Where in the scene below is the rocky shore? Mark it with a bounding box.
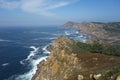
[32,44,53,80]
[32,61,45,80]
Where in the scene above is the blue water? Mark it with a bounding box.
[0,26,89,80]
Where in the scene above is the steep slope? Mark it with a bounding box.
[32,36,82,80]
[32,36,120,80]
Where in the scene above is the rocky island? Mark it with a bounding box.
[32,22,120,80]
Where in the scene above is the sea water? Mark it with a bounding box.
[0,26,89,80]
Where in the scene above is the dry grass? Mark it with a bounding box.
[67,52,120,80]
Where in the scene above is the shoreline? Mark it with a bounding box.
[31,31,90,80]
[32,23,120,80]
[32,44,52,80]
[31,60,45,80]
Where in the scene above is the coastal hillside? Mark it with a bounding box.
[63,22,120,44]
[32,36,120,80]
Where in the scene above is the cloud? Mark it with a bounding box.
[0,0,20,9]
[0,0,79,16]
[45,2,69,10]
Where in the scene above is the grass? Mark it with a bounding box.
[65,41,120,80]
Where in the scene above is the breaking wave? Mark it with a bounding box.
[6,44,50,80]
[20,46,39,65]
[16,56,48,80]
[42,44,51,54]
[17,45,50,80]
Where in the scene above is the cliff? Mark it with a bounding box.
[32,36,81,80]
[63,22,120,44]
[32,36,120,80]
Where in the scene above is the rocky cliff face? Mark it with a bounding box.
[63,22,120,44]
[32,36,82,80]
[32,36,120,80]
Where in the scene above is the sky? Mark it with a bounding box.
[0,0,120,26]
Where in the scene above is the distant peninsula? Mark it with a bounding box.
[32,22,120,80]
[63,21,120,44]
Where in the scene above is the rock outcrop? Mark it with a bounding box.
[32,36,82,80]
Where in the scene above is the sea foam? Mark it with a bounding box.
[20,46,39,65]
[42,45,51,54]
[16,45,50,80]
[16,56,48,80]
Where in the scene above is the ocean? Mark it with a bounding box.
[0,26,89,80]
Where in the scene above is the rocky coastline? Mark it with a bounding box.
[32,22,120,80]
[32,60,45,80]
[63,21,120,44]
[32,44,53,80]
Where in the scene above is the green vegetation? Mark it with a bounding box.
[99,67,120,80]
[75,42,120,56]
[66,41,120,80]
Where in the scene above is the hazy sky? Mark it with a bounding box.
[0,0,120,26]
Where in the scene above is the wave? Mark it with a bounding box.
[5,56,48,80]
[0,39,11,42]
[40,32,51,34]
[33,37,55,41]
[75,31,79,34]
[16,45,50,80]
[20,46,39,65]
[65,31,71,35]
[16,56,48,80]
[1,63,9,67]
[42,44,51,54]
[27,46,39,60]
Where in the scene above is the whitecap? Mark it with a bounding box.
[1,63,9,67]
[20,46,39,65]
[65,31,70,35]
[75,31,79,34]
[33,37,55,41]
[26,46,39,60]
[42,45,51,54]
[48,37,55,40]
